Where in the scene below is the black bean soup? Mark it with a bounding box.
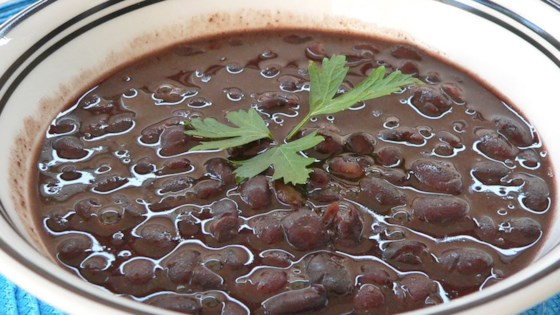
[33,30,554,314]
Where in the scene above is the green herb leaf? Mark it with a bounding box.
[234,131,324,185]
[309,55,348,113]
[287,55,422,139]
[186,108,271,151]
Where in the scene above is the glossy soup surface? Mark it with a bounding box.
[32,30,554,314]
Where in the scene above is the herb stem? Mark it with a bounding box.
[286,114,312,140]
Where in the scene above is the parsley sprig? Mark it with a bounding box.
[234,131,324,185]
[186,55,420,184]
[286,55,421,139]
[186,108,271,151]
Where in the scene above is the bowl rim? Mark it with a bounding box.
[0,0,559,314]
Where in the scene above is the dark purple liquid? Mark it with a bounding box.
[32,30,554,314]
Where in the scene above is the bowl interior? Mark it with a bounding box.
[0,0,559,314]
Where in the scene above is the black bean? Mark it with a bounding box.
[504,217,542,246]
[164,248,200,284]
[274,181,305,206]
[346,132,375,155]
[191,265,224,289]
[301,124,344,158]
[439,248,493,287]
[308,168,330,188]
[251,216,284,244]
[306,253,353,294]
[412,196,469,224]
[282,209,327,251]
[140,126,162,144]
[228,139,272,160]
[383,241,429,267]
[45,208,72,232]
[475,216,541,247]
[222,301,248,315]
[160,126,191,156]
[278,74,306,92]
[149,195,191,212]
[379,167,408,185]
[305,43,326,60]
[494,116,533,147]
[256,92,299,111]
[133,159,155,175]
[146,294,201,314]
[157,158,191,176]
[359,62,377,76]
[52,136,88,159]
[441,82,465,104]
[221,248,248,270]
[81,255,109,271]
[354,43,380,55]
[360,177,406,206]
[93,176,128,193]
[205,158,235,185]
[434,142,454,156]
[255,269,288,294]
[283,34,313,44]
[379,127,424,145]
[475,215,498,244]
[98,206,122,225]
[153,84,187,104]
[178,218,199,237]
[517,175,550,211]
[159,177,191,194]
[476,130,518,161]
[309,185,344,203]
[60,169,81,181]
[323,201,363,242]
[440,248,493,275]
[518,150,540,168]
[81,114,108,139]
[210,199,238,218]
[48,118,77,135]
[472,161,510,185]
[359,265,393,286]
[328,156,365,179]
[410,159,462,194]
[208,215,240,242]
[438,131,462,147]
[106,113,134,133]
[261,285,327,315]
[122,259,155,284]
[425,71,441,83]
[395,274,437,305]
[57,235,91,260]
[74,198,101,219]
[193,179,224,200]
[391,45,422,60]
[410,86,452,117]
[398,61,419,75]
[240,175,271,210]
[134,220,176,258]
[188,97,212,109]
[140,222,174,244]
[376,146,402,166]
[261,65,280,78]
[315,130,344,157]
[354,284,385,312]
[261,251,292,268]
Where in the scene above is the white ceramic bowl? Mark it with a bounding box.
[0,0,559,314]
